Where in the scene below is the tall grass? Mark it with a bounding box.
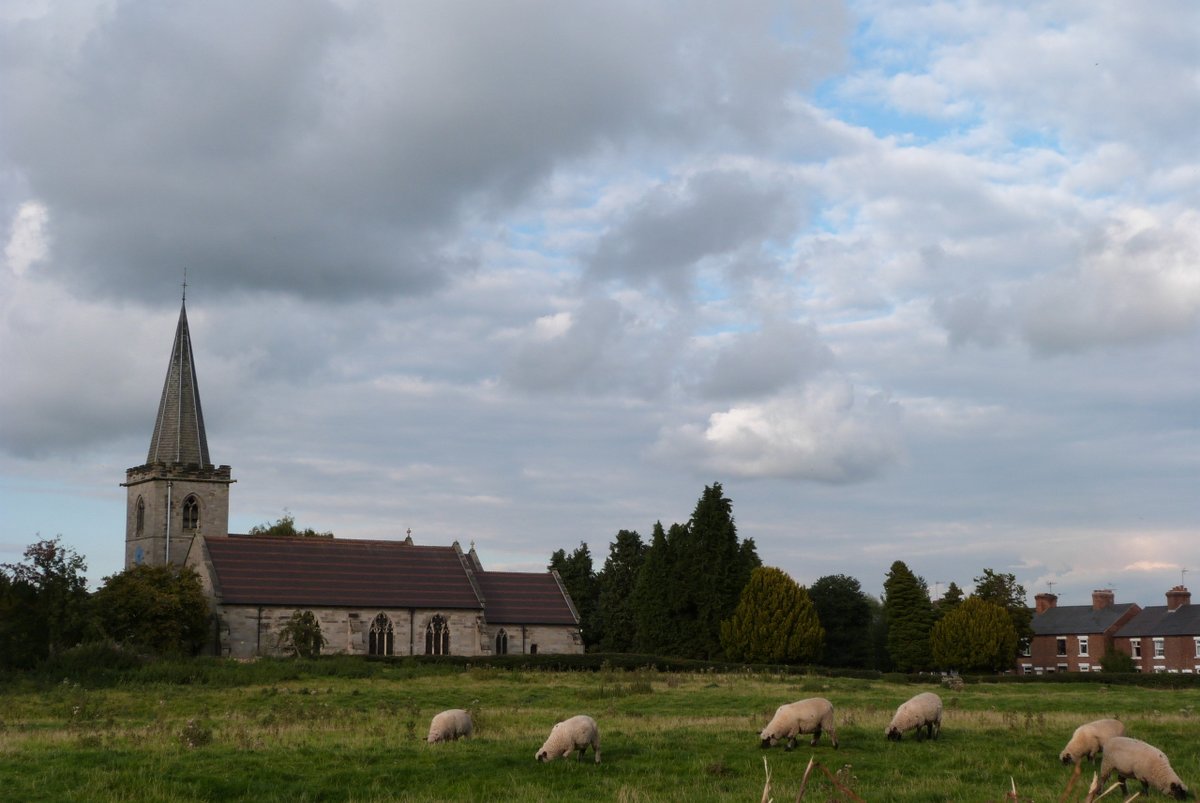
[1,662,1197,801]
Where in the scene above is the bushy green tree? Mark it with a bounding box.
[973,569,1033,652]
[809,574,873,668]
[91,565,211,656]
[594,530,646,653]
[276,610,326,658]
[883,560,935,672]
[930,596,1018,672]
[549,542,598,648]
[1100,648,1137,673]
[0,537,90,668]
[248,512,333,538]
[720,567,824,664]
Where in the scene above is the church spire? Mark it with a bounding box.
[146,299,211,466]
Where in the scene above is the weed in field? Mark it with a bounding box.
[178,718,213,748]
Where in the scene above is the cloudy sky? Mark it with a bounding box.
[2,0,1197,608]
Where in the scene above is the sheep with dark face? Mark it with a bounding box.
[535,715,600,764]
[759,697,838,750]
[1100,736,1189,800]
[885,692,942,741]
[1059,718,1124,765]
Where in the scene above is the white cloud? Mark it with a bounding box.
[4,201,49,276]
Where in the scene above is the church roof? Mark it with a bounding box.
[475,571,580,625]
[147,301,211,466]
[203,535,483,609]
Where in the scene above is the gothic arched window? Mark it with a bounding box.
[425,615,449,656]
[369,613,394,656]
[136,497,145,536]
[182,495,200,530]
[495,628,508,655]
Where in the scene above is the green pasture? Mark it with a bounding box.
[1,661,1198,801]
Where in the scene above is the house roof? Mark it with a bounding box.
[1031,603,1139,636]
[147,301,211,467]
[1115,604,1200,638]
[203,535,483,609]
[474,571,579,625]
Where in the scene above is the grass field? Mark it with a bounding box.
[1,660,1198,801]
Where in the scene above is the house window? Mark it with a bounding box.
[530,643,538,655]
[1020,642,1031,657]
[182,495,200,530]
[425,615,449,656]
[1079,663,1090,673]
[1131,639,1141,658]
[1078,636,1089,657]
[1021,664,1033,675]
[1194,638,1200,659]
[369,613,394,656]
[1056,663,1068,673]
[136,497,145,536]
[1153,638,1165,659]
[1056,638,1067,657]
[495,628,508,655]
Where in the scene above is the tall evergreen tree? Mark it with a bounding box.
[631,522,680,654]
[720,566,824,664]
[548,543,598,648]
[883,560,936,672]
[930,596,1018,672]
[594,530,646,653]
[973,569,1033,653]
[809,574,873,668]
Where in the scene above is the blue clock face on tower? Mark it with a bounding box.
[135,546,144,565]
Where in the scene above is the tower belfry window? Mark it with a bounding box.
[182,496,200,530]
[136,497,145,536]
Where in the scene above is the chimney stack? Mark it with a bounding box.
[1091,589,1114,611]
[1166,586,1191,611]
[1035,592,1058,615]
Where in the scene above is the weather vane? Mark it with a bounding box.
[182,268,188,302]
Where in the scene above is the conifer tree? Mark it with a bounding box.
[594,530,646,653]
[549,543,598,648]
[631,522,682,655]
[930,596,1018,672]
[809,574,873,668]
[720,566,824,664]
[883,560,935,672]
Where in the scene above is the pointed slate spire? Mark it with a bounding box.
[146,301,211,466]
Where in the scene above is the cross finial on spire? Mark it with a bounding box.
[182,268,188,303]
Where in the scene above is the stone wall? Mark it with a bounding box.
[125,463,232,569]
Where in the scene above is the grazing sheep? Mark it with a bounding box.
[885,691,942,741]
[1059,718,1125,765]
[427,709,473,743]
[535,715,601,763]
[1099,736,1189,800]
[759,697,838,750]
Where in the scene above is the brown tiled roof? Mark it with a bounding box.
[475,571,579,625]
[203,535,483,609]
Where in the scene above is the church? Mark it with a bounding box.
[121,297,583,659]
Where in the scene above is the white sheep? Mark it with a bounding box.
[1059,718,1125,765]
[759,697,838,750]
[1099,736,1189,800]
[427,708,473,743]
[885,691,942,741]
[535,715,601,763]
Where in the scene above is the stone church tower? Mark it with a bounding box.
[122,298,233,568]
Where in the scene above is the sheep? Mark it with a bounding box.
[759,697,838,750]
[885,691,942,742]
[427,709,473,743]
[1099,736,1189,800]
[1059,718,1125,765]
[535,715,601,763]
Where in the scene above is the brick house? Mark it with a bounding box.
[1022,589,1140,674]
[128,298,583,659]
[1112,587,1200,673]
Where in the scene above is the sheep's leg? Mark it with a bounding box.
[785,736,796,751]
[810,727,821,747]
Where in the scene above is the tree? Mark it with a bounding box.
[1100,649,1137,673]
[667,483,761,659]
[940,581,965,610]
[91,565,211,656]
[631,521,684,655]
[973,569,1033,652]
[720,567,824,664]
[930,596,1018,672]
[883,561,936,672]
[249,512,333,538]
[276,610,326,658]
[0,537,90,668]
[594,530,646,653]
[549,542,598,648]
[809,574,874,668]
